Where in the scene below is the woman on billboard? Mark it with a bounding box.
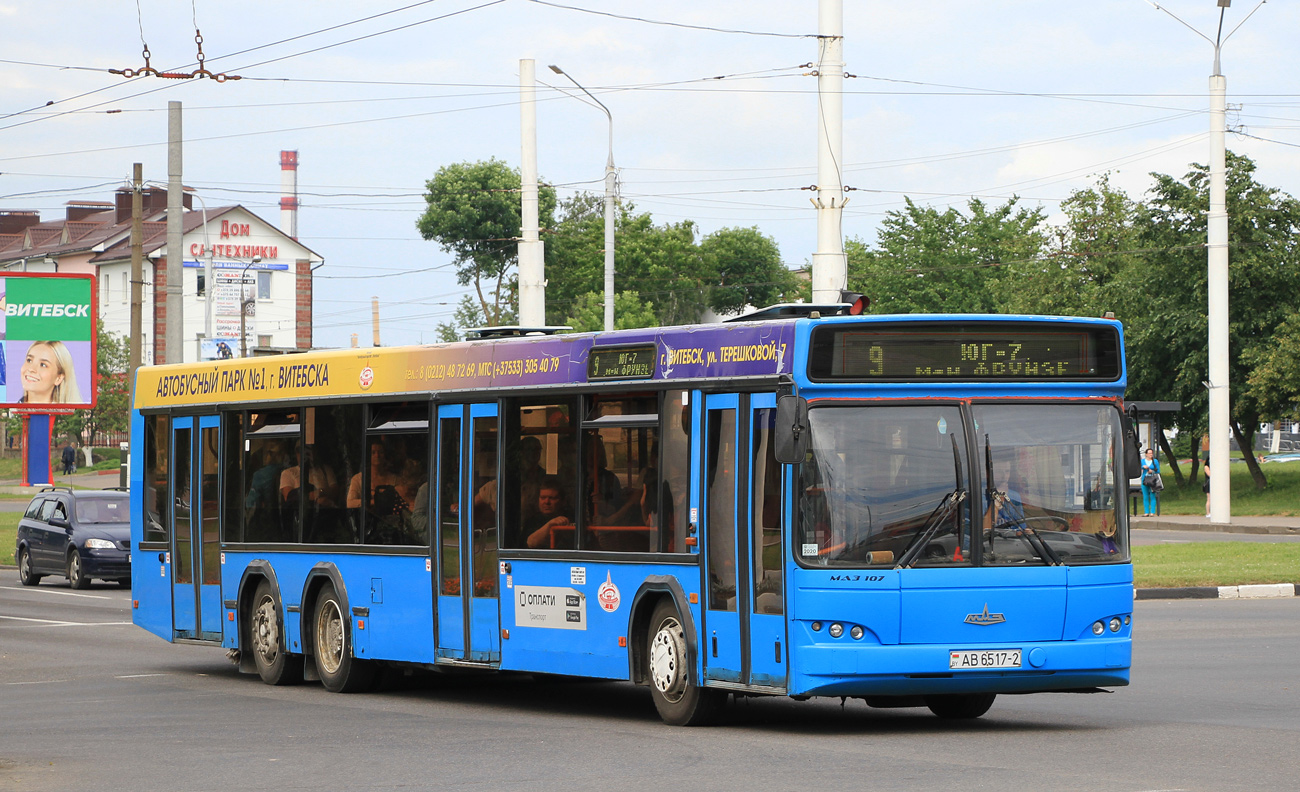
[18,340,83,404]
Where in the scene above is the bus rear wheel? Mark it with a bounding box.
[250,581,302,685]
[312,586,373,693]
[646,600,724,726]
[925,693,996,719]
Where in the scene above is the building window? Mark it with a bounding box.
[197,272,206,298]
[257,270,271,300]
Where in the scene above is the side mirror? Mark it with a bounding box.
[50,516,72,530]
[1123,414,1141,480]
[774,395,810,464]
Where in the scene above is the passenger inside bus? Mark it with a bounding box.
[524,477,573,548]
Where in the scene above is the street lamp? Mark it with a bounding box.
[187,191,215,345]
[1144,0,1266,524]
[549,64,616,332]
[239,255,262,357]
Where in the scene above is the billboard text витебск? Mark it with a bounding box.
[1,273,97,410]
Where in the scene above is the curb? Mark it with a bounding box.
[1136,583,1300,600]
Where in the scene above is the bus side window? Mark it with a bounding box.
[503,399,578,550]
[143,414,170,544]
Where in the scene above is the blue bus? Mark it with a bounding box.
[129,310,1136,725]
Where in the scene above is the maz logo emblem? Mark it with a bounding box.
[964,604,1006,626]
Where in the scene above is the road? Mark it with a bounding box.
[2,576,1298,792]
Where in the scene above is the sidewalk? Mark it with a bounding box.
[0,467,123,495]
[1130,513,1300,535]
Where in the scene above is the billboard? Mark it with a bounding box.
[1,273,97,410]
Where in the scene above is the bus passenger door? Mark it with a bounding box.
[465,403,501,662]
[434,403,501,664]
[701,393,787,690]
[171,416,223,642]
[434,406,464,659]
[701,394,743,683]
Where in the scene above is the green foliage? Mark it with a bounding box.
[544,196,798,327]
[563,291,658,333]
[417,159,556,326]
[846,197,1049,314]
[1246,310,1300,422]
[699,226,798,316]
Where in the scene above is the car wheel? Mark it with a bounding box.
[67,551,90,590]
[250,581,303,685]
[646,600,725,726]
[17,548,42,586]
[312,585,373,693]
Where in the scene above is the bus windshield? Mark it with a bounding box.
[796,403,1127,567]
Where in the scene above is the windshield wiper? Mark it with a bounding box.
[897,489,966,569]
[983,433,1062,566]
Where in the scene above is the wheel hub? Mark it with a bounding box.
[317,600,344,675]
[650,618,686,702]
[253,597,279,663]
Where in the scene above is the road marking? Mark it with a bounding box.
[0,615,132,627]
[3,679,69,686]
[3,587,112,600]
[115,673,168,679]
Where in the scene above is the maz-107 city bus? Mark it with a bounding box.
[129,310,1137,725]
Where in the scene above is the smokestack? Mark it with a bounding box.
[280,150,299,240]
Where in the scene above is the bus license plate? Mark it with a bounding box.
[950,649,1022,669]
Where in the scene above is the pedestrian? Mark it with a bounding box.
[61,440,76,476]
[1139,448,1161,516]
[1202,460,1211,518]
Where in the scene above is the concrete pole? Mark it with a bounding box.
[603,150,615,332]
[371,296,381,347]
[810,0,846,304]
[518,59,546,327]
[1207,69,1231,524]
[166,101,183,364]
[129,164,144,399]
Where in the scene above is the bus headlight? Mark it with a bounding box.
[1109,617,1122,633]
[811,621,823,632]
[1091,621,1105,636]
[829,623,844,638]
[849,625,864,640]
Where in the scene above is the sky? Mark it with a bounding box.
[2,0,1298,349]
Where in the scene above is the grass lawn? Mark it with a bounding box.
[1,512,20,566]
[1151,458,1300,516]
[1132,541,1300,588]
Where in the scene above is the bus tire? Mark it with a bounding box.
[925,693,996,719]
[250,581,302,686]
[17,548,42,586]
[67,551,90,589]
[646,600,724,726]
[312,585,373,693]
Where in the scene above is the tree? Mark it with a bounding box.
[417,159,556,326]
[1246,312,1300,424]
[563,291,658,332]
[1125,152,1300,490]
[699,226,799,316]
[846,197,1049,314]
[544,196,710,327]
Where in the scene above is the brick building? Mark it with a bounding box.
[0,185,322,364]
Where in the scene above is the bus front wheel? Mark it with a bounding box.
[646,600,724,726]
[312,586,373,693]
[925,693,996,719]
[250,581,302,686]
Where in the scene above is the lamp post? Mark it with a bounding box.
[189,192,215,346]
[1145,0,1265,524]
[239,255,262,357]
[549,64,616,332]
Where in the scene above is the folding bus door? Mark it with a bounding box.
[434,403,501,663]
[170,416,223,642]
[700,393,787,690]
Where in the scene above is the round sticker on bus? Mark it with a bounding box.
[359,366,374,390]
[597,572,620,613]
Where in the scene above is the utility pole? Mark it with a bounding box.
[371,296,381,347]
[165,101,183,364]
[1206,11,1231,525]
[518,59,546,327]
[810,0,846,304]
[129,164,144,401]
